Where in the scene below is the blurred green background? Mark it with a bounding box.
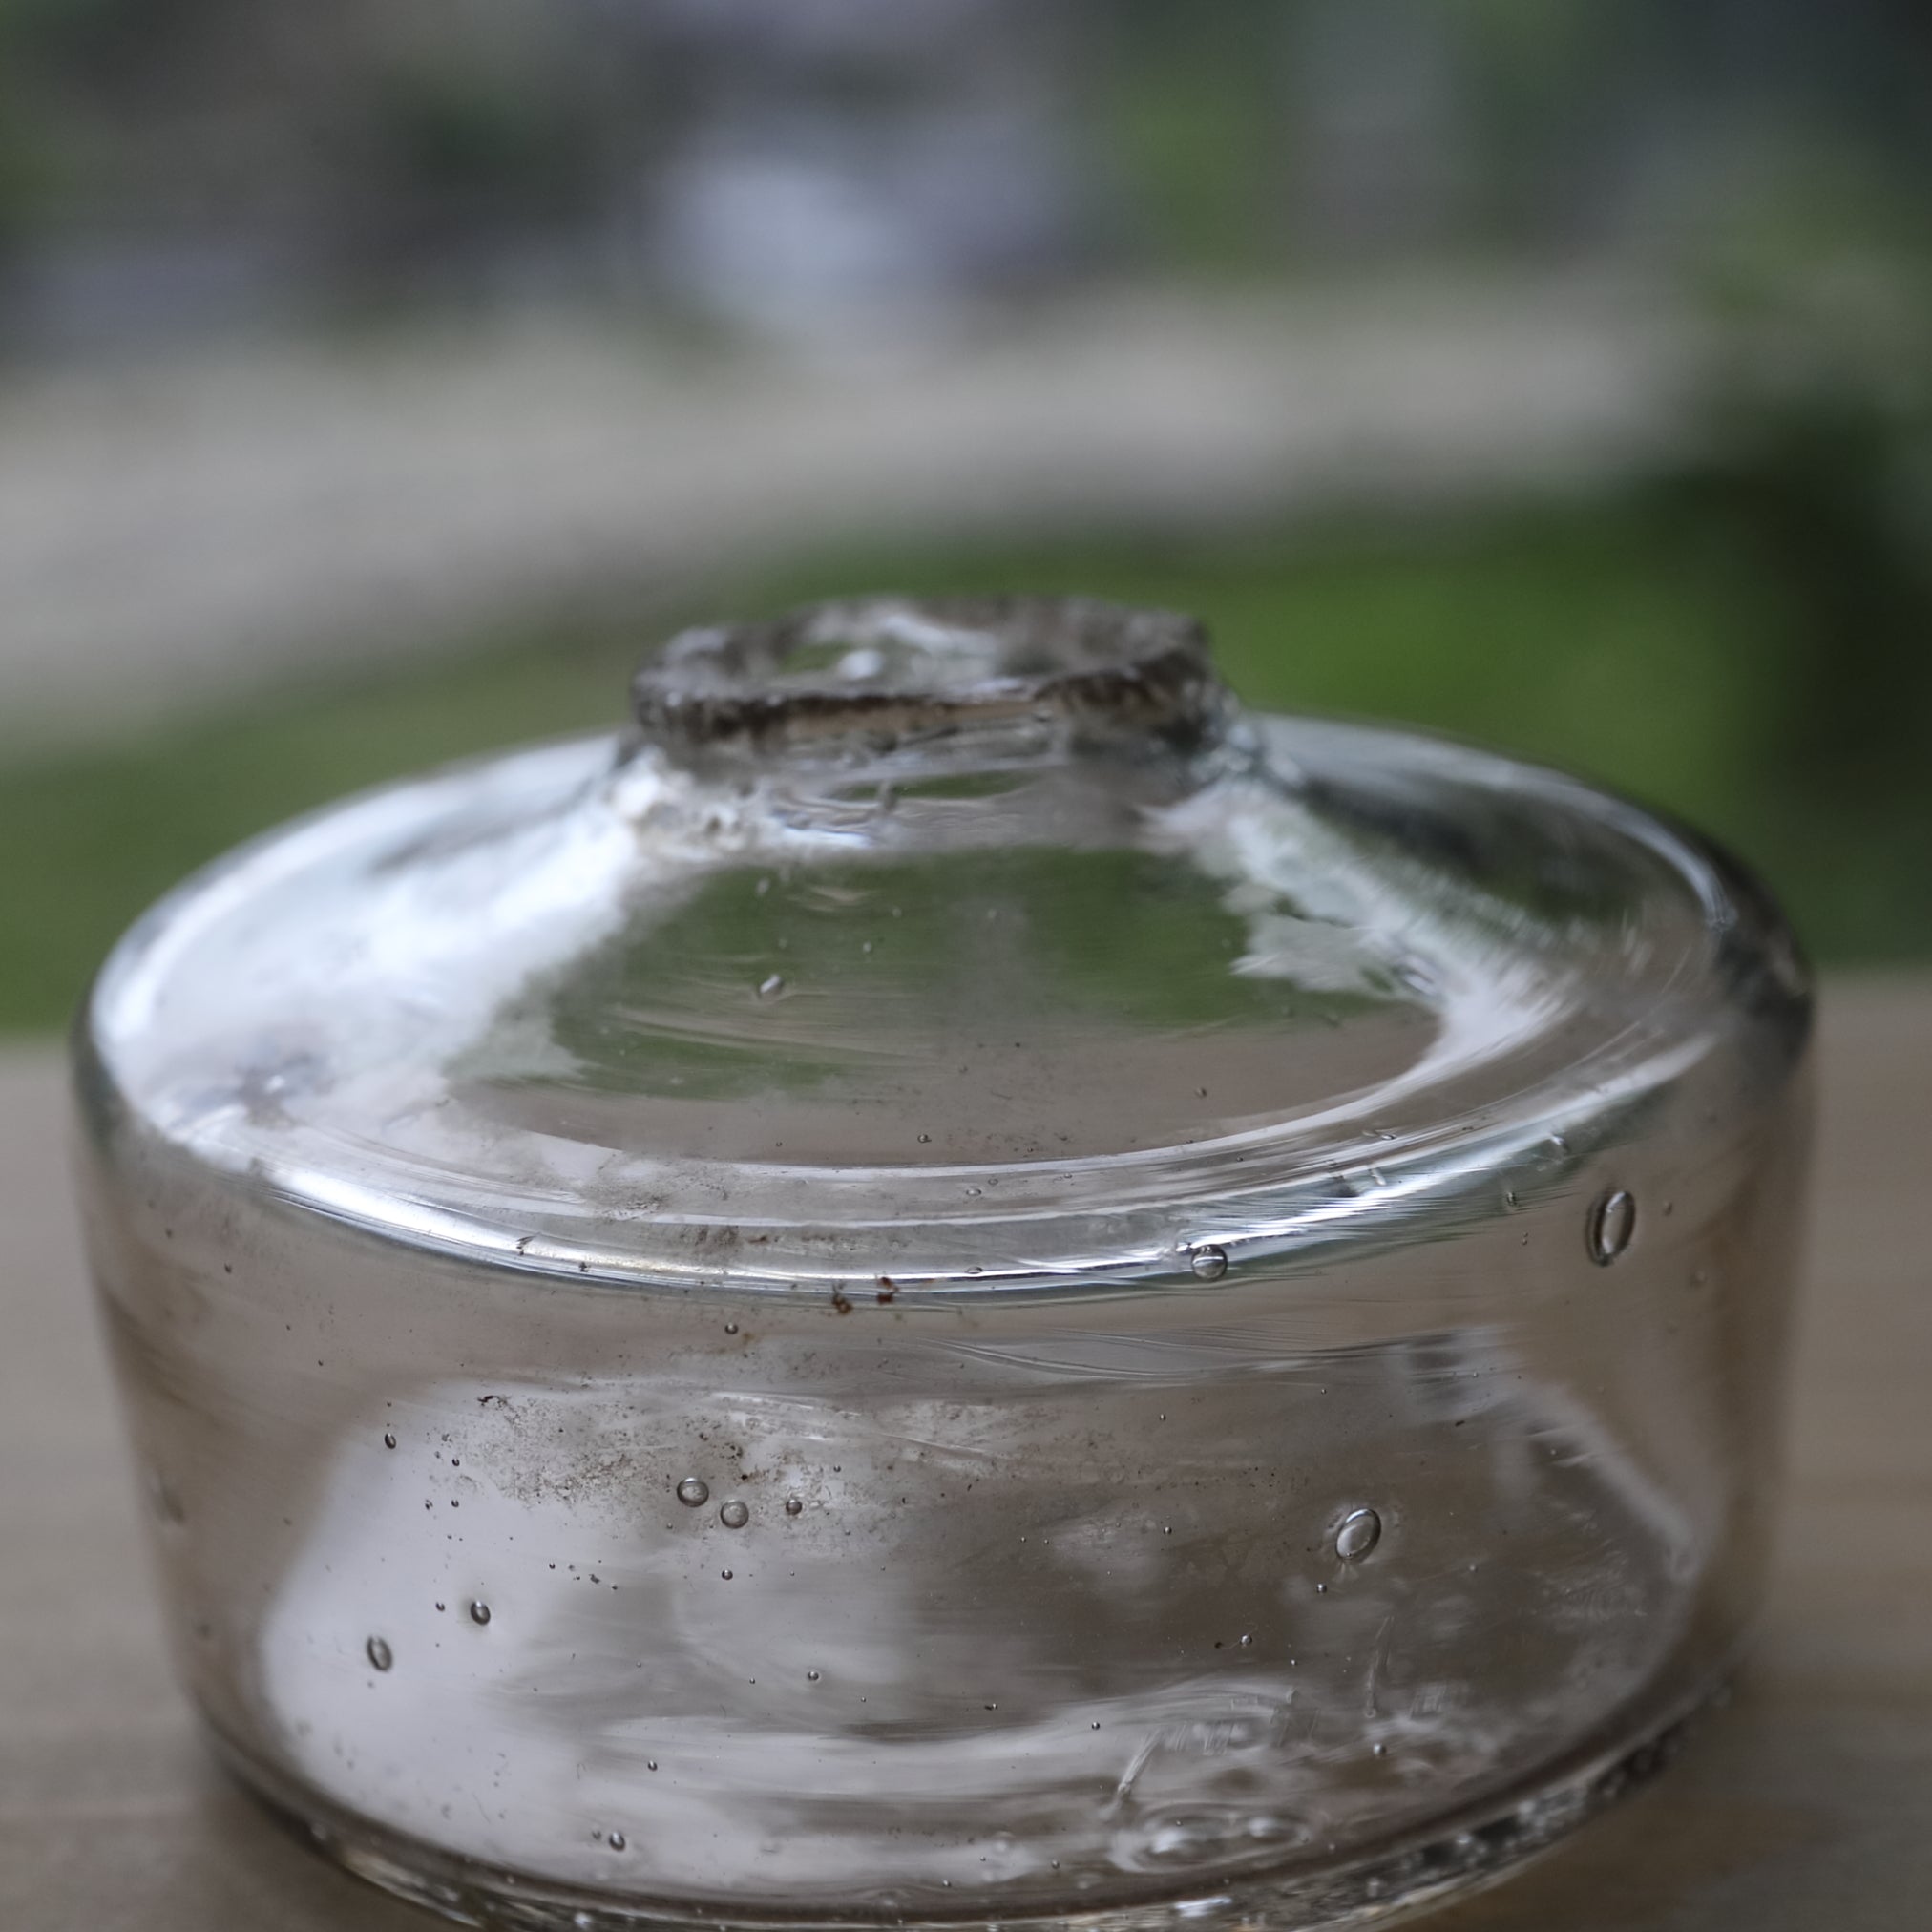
[2,0,1929,1031]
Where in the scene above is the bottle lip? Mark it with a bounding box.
[630,596,1231,767]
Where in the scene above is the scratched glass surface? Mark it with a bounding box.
[75,599,1811,1928]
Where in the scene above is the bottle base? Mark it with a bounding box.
[211,1688,1713,1932]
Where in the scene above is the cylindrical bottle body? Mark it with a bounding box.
[74,1026,1810,1922]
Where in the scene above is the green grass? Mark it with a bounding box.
[2,494,1923,1035]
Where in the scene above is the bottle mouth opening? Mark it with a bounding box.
[631,596,1231,767]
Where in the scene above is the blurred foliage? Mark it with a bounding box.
[377,66,587,205]
[6,1,1932,299]
[1096,3,1283,271]
[0,0,606,269]
[1661,269,1932,964]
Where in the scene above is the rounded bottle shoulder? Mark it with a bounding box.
[76,711,1810,1296]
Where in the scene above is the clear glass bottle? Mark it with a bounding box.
[73,598,1813,1930]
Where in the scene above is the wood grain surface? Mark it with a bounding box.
[3,979,1927,1930]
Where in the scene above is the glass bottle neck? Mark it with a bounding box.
[628,596,1235,776]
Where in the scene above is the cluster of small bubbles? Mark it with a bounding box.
[382,1429,397,1449]
[784,1496,804,1517]
[756,973,786,1000]
[469,1600,492,1626]
[719,1500,749,1529]
[676,1477,710,1507]
[366,1635,393,1671]
[1334,1506,1382,1562]
[1587,1188,1637,1266]
[1188,1244,1228,1282]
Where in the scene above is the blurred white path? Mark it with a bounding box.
[0,277,1697,746]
